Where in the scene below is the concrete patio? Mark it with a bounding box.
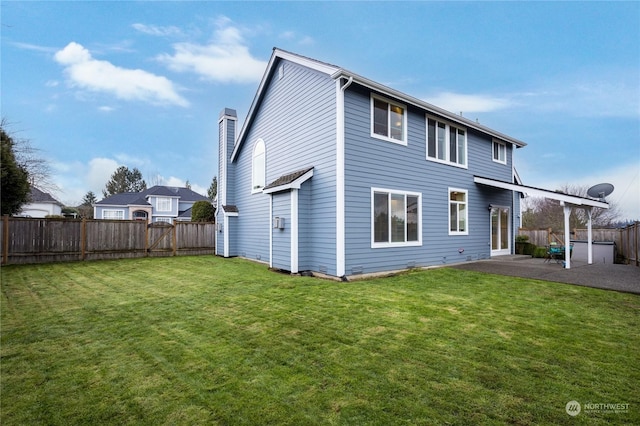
[451,255,640,295]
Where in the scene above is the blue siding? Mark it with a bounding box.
[231,59,337,271]
[298,182,312,271]
[343,85,518,275]
[271,192,291,270]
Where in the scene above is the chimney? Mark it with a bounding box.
[218,108,237,208]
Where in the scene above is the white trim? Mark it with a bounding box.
[251,138,266,194]
[474,176,610,209]
[426,115,468,168]
[102,209,125,220]
[336,79,347,277]
[332,69,527,148]
[371,187,422,248]
[492,139,507,165]
[262,169,314,194]
[269,196,273,268]
[291,189,299,273]
[223,215,229,257]
[490,205,511,256]
[156,197,172,212]
[370,94,408,146]
[448,187,469,236]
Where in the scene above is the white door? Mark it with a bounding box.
[491,207,510,256]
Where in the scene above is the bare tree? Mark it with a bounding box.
[522,184,621,231]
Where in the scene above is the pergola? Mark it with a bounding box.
[474,176,610,269]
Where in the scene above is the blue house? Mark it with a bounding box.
[216,48,527,278]
[94,186,210,224]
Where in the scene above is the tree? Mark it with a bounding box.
[208,176,217,201]
[102,166,147,197]
[78,191,98,219]
[521,184,622,230]
[191,201,215,222]
[1,126,30,215]
[2,118,57,195]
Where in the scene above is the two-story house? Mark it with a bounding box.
[216,48,529,279]
[94,186,210,224]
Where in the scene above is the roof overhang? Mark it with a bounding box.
[474,176,609,209]
[263,167,314,194]
[332,70,527,148]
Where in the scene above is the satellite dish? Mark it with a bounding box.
[587,183,614,200]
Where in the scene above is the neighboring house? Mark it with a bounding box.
[19,187,63,218]
[216,48,530,279]
[94,186,210,224]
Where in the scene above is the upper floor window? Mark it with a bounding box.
[493,140,507,164]
[252,138,266,192]
[372,188,421,247]
[449,188,468,235]
[427,116,467,167]
[371,95,407,145]
[156,197,172,212]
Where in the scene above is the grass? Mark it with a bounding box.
[1,256,639,425]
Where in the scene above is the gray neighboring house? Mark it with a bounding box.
[217,48,529,279]
[19,187,63,218]
[94,186,210,224]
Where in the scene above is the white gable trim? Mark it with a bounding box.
[262,169,314,194]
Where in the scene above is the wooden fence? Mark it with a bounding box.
[518,222,639,266]
[1,216,216,265]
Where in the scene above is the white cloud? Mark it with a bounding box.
[424,92,513,114]
[132,23,183,37]
[98,106,115,112]
[157,16,267,83]
[54,42,189,107]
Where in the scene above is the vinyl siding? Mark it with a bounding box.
[271,192,291,270]
[231,59,337,272]
[343,85,518,275]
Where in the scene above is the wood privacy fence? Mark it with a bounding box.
[1,216,216,265]
[518,222,639,266]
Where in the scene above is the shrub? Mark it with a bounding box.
[191,201,214,222]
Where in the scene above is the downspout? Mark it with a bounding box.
[336,76,353,278]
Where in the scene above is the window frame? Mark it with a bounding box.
[370,94,408,146]
[251,138,266,193]
[492,139,507,164]
[371,187,422,248]
[156,197,172,212]
[448,188,469,236]
[102,209,124,220]
[426,115,468,168]
[154,217,172,224]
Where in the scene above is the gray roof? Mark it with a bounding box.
[96,186,209,206]
[28,187,63,206]
[264,167,314,190]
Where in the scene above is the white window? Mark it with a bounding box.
[371,95,407,145]
[427,116,467,167]
[155,217,172,224]
[252,138,266,192]
[156,197,172,212]
[449,188,468,235]
[102,209,124,220]
[493,140,507,164]
[372,188,421,247]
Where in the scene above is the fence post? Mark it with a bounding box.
[2,215,9,265]
[172,223,177,257]
[635,222,639,267]
[80,218,86,261]
[144,223,149,257]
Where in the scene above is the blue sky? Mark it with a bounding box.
[2,1,639,219]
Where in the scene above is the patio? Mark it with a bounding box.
[451,255,640,295]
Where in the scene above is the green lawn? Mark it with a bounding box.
[1,256,638,425]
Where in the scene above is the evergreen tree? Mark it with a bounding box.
[1,126,30,215]
[102,166,147,197]
[208,176,217,201]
